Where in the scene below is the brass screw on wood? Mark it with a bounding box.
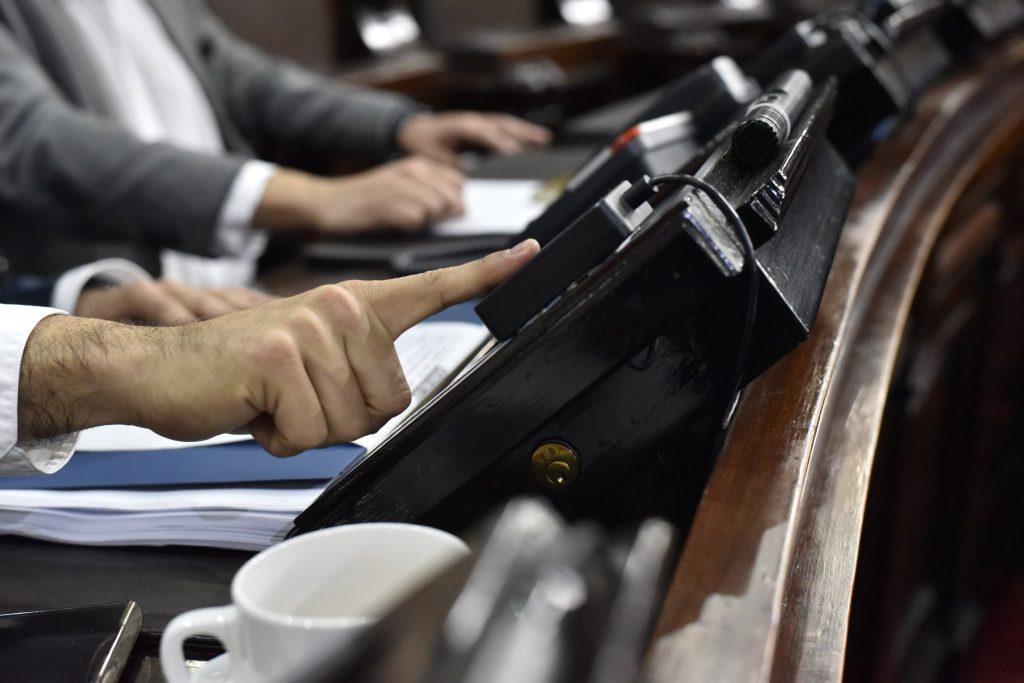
[530,442,581,489]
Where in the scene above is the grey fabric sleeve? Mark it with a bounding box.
[196,5,425,162]
[0,25,245,257]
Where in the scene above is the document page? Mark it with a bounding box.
[431,179,550,236]
[355,322,491,451]
[76,426,249,452]
[0,486,325,550]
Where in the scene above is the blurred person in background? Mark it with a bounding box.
[0,0,549,289]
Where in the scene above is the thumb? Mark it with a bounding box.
[363,239,540,338]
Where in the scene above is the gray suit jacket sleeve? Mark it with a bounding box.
[0,24,243,257]
[192,2,423,162]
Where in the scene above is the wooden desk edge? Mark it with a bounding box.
[643,40,1024,683]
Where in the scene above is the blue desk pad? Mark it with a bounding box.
[0,442,365,490]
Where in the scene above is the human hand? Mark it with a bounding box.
[396,112,552,167]
[257,157,465,235]
[75,280,273,324]
[18,241,540,455]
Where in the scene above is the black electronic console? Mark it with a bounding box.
[522,57,759,248]
[482,70,823,344]
[290,79,854,535]
[315,58,759,277]
[940,0,1024,52]
[560,56,760,146]
[871,0,956,95]
[748,11,911,162]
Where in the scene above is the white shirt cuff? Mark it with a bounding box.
[215,159,277,257]
[51,258,154,313]
[0,305,77,475]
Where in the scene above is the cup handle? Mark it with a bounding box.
[160,605,239,683]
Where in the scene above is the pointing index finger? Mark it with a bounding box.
[361,240,540,338]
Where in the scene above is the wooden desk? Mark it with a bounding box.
[644,40,1024,683]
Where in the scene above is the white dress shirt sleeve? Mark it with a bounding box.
[214,160,277,258]
[0,306,77,476]
[50,258,155,313]
[158,160,276,288]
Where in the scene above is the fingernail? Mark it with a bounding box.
[508,240,533,256]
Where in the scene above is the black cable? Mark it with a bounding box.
[640,174,760,430]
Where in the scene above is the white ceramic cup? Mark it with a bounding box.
[160,523,469,683]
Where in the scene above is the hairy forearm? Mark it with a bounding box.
[17,316,160,442]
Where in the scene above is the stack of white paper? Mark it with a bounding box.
[0,321,492,551]
[0,487,324,551]
[431,179,550,236]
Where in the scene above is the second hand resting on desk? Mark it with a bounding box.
[302,146,587,274]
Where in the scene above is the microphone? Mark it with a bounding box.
[731,69,813,167]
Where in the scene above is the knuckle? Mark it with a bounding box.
[129,281,160,300]
[395,209,424,231]
[327,285,373,335]
[286,307,327,339]
[401,158,425,176]
[268,442,301,458]
[253,329,300,367]
[313,284,363,320]
[309,283,345,308]
[305,422,329,449]
[277,422,328,456]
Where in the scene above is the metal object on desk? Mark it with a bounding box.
[524,56,758,248]
[290,80,853,534]
[747,10,912,163]
[731,69,813,167]
[531,441,582,489]
[0,601,142,683]
[298,499,678,683]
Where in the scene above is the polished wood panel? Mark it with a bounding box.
[643,40,1024,683]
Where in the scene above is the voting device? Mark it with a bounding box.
[292,77,854,535]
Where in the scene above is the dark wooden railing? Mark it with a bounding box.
[644,39,1024,683]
